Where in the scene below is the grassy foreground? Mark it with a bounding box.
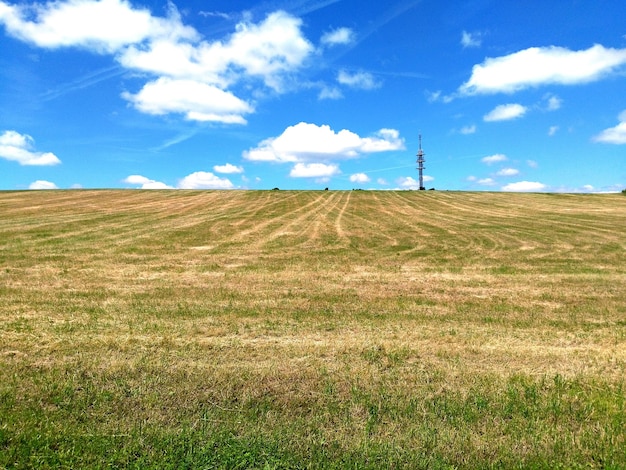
[1,189,625,469]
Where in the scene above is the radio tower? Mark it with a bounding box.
[416,134,426,190]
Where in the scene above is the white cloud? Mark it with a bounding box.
[496,168,519,177]
[1,3,315,123]
[214,163,244,174]
[460,124,476,135]
[178,171,234,189]
[593,110,626,144]
[198,11,231,20]
[123,175,173,189]
[461,31,481,48]
[0,130,61,165]
[481,153,507,165]
[501,181,547,192]
[29,180,58,190]
[426,90,442,102]
[483,103,527,122]
[318,86,343,100]
[243,122,404,163]
[125,172,234,189]
[122,77,253,124]
[377,178,388,185]
[527,160,538,168]
[337,70,380,90]
[477,178,496,186]
[0,0,196,53]
[289,163,340,178]
[320,27,354,47]
[122,11,313,92]
[545,94,562,111]
[349,173,370,183]
[397,175,433,189]
[459,44,626,95]
[548,126,559,136]
[124,174,151,185]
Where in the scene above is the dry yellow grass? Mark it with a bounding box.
[1,189,625,467]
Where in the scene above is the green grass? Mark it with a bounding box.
[1,190,625,468]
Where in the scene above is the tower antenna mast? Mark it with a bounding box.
[416,134,426,190]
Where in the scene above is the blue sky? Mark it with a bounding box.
[1,0,625,191]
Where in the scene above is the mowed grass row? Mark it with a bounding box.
[1,190,625,468]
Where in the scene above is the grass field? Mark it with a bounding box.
[1,189,625,468]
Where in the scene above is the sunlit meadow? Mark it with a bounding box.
[1,190,625,468]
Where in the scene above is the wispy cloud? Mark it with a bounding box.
[593,110,626,144]
[40,65,124,101]
[337,70,381,90]
[484,103,527,122]
[154,130,198,151]
[461,30,481,48]
[460,124,476,135]
[318,86,343,100]
[496,168,519,177]
[481,154,507,165]
[544,94,562,111]
[198,11,232,20]
[320,27,354,47]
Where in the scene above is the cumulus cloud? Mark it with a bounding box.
[213,163,243,174]
[120,11,313,92]
[122,77,253,124]
[496,168,520,177]
[124,172,234,189]
[0,130,61,165]
[593,110,626,144]
[349,173,370,183]
[461,31,481,48]
[481,154,507,165]
[243,122,404,163]
[502,181,547,192]
[0,2,316,123]
[337,70,380,90]
[29,180,58,189]
[320,27,354,47]
[123,175,173,189]
[178,171,234,189]
[0,0,197,52]
[477,178,496,186]
[483,103,527,122]
[289,163,340,178]
[397,175,433,189]
[459,44,626,95]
